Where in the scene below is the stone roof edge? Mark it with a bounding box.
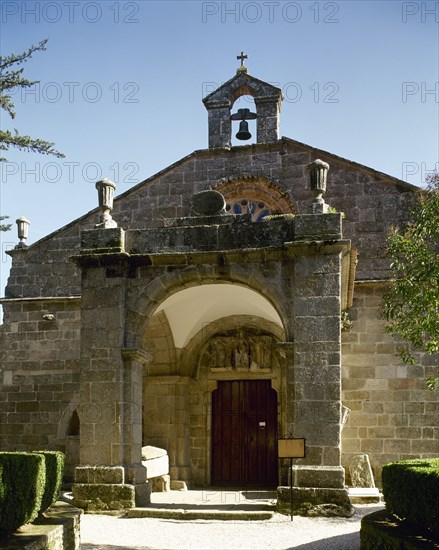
[279,136,420,193]
[0,295,81,304]
[21,137,418,251]
[202,71,282,103]
[15,150,202,252]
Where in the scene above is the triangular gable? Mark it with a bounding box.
[202,71,282,107]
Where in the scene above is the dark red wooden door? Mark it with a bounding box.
[211,380,278,487]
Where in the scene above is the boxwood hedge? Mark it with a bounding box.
[0,452,46,536]
[35,451,65,514]
[382,458,439,538]
[0,451,65,536]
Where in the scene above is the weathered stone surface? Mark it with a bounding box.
[74,465,124,484]
[292,466,345,489]
[276,487,354,517]
[72,483,136,511]
[191,190,226,216]
[349,454,376,488]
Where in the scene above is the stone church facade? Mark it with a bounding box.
[0,64,438,510]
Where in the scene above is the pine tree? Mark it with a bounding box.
[0,39,65,230]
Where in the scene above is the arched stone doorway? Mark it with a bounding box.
[141,284,286,487]
[72,191,353,510]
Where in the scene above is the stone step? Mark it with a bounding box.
[126,507,275,520]
[348,488,383,504]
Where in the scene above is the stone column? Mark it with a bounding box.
[205,100,231,148]
[292,252,344,488]
[72,237,151,511]
[254,96,280,143]
[277,216,353,516]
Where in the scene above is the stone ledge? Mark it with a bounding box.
[360,509,439,549]
[126,508,274,521]
[0,501,81,550]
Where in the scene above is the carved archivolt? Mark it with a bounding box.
[213,176,295,222]
[202,331,274,372]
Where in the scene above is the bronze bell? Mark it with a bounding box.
[236,120,251,140]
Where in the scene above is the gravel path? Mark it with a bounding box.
[80,504,383,549]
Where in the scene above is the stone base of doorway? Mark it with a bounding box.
[360,509,439,549]
[126,488,276,521]
[276,486,355,518]
[0,502,81,550]
[127,508,275,520]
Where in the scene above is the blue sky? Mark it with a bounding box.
[1,0,438,298]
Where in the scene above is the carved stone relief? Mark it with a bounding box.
[204,331,273,372]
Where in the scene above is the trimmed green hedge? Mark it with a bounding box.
[35,451,65,514]
[382,458,439,539]
[0,451,65,536]
[0,452,46,536]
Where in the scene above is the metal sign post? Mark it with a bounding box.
[278,438,306,522]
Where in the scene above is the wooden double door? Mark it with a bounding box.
[211,380,278,487]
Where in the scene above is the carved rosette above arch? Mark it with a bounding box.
[212,176,295,222]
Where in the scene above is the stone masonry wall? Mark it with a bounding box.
[0,138,423,471]
[3,138,415,303]
[0,297,81,451]
[341,283,439,485]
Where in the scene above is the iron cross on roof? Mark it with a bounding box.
[237,51,248,67]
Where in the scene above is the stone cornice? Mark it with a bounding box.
[0,295,81,304]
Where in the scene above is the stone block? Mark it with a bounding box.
[294,214,342,239]
[292,465,345,489]
[170,480,187,491]
[152,474,170,492]
[74,465,125,484]
[81,227,125,253]
[135,481,151,506]
[72,483,135,511]
[348,454,375,488]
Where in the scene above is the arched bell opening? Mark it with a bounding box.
[203,70,282,148]
[231,94,257,146]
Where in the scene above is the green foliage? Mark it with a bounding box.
[383,173,439,389]
[0,452,46,536]
[0,215,11,232]
[0,39,65,236]
[382,458,439,538]
[35,451,65,514]
[0,39,64,162]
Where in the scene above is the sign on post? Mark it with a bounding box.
[278,438,306,522]
[278,438,306,459]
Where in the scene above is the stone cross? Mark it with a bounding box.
[237,51,248,66]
